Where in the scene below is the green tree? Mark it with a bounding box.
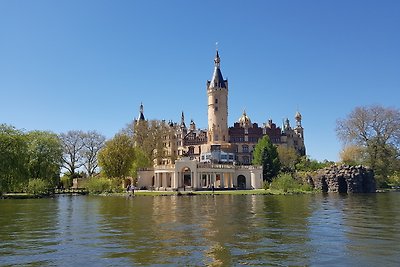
[295,156,333,172]
[98,134,135,178]
[0,124,29,193]
[277,146,299,172]
[252,135,280,182]
[26,131,63,187]
[125,119,174,165]
[130,147,152,180]
[336,105,400,186]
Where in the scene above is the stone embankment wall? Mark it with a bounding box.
[313,165,376,193]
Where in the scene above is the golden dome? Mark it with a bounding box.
[238,110,252,128]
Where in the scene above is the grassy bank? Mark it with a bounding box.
[98,188,314,197]
[1,193,49,199]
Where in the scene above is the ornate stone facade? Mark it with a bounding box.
[136,50,306,190]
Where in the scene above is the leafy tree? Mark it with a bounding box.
[81,131,105,177]
[253,135,280,182]
[26,131,63,187]
[339,145,366,165]
[336,105,400,186]
[125,119,175,165]
[277,146,299,172]
[98,133,135,178]
[130,147,152,180]
[59,130,85,178]
[295,156,333,172]
[0,124,29,193]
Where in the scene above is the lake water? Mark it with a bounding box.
[1,193,399,266]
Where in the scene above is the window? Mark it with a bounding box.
[243,145,249,153]
[215,107,218,111]
[215,98,218,104]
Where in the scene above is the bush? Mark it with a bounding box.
[270,173,307,193]
[26,178,51,196]
[86,177,112,194]
[388,172,400,187]
[110,178,124,193]
[263,181,270,190]
[60,175,72,189]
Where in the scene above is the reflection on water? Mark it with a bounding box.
[1,193,400,266]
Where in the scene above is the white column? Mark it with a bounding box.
[173,172,178,189]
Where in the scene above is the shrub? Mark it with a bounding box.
[60,175,72,189]
[26,178,50,196]
[86,177,112,194]
[110,178,124,193]
[270,173,303,193]
[388,172,400,187]
[263,181,270,190]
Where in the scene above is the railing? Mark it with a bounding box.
[197,163,262,170]
[54,188,88,195]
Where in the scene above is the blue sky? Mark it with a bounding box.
[1,0,399,161]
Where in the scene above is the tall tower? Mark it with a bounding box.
[207,50,229,144]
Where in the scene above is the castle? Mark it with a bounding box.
[136,50,305,190]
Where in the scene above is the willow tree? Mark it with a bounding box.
[336,105,400,186]
[0,124,29,193]
[26,131,63,187]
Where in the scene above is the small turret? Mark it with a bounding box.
[180,111,186,129]
[295,111,302,127]
[189,119,196,131]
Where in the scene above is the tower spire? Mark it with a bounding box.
[180,111,186,128]
[209,49,226,89]
[136,102,145,123]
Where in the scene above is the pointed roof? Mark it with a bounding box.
[180,111,186,128]
[137,102,145,121]
[209,50,227,89]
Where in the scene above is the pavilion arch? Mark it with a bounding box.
[237,175,246,189]
[182,167,192,187]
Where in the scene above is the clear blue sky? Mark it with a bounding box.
[1,0,399,161]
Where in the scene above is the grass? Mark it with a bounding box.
[2,193,42,199]
[99,188,312,197]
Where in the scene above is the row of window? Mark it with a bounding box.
[230,137,260,143]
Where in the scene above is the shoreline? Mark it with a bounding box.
[3,188,398,199]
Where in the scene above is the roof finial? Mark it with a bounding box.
[214,46,220,67]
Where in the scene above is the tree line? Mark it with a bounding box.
[254,104,400,189]
[1,104,399,194]
[0,125,106,195]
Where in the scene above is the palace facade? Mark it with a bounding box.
[136,50,305,190]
